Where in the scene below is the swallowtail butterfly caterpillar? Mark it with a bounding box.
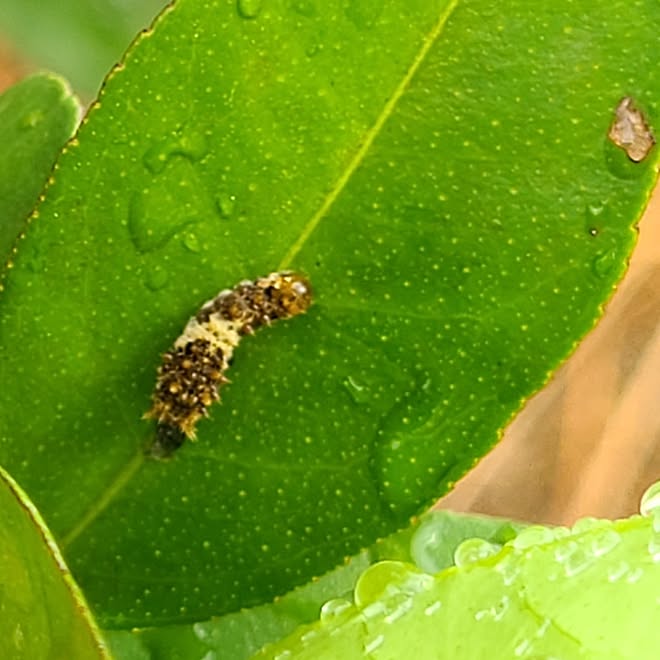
[146,271,312,457]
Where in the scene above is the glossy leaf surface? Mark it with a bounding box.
[0,73,79,258]
[0,0,658,627]
[254,508,660,659]
[0,466,108,659]
[105,510,522,659]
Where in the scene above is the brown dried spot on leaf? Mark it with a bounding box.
[608,96,655,163]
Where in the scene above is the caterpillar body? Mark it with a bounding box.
[146,271,312,457]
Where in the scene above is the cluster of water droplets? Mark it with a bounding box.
[640,480,660,563]
[276,483,660,658]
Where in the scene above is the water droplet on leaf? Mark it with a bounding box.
[292,0,316,16]
[344,375,370,404]
[354,560,430,607]
[21,110,44,129]
[319,598,353,624]
[182,232,201,252]
[305,42,321,57]
[382,592,414,624]
[640,481,660,516]
[589,528,621,557]
[237,0,262,19]
[592,249,618,277]
[215,193,236,219]
[145,266,169,291]
[374,396,455,519]
[607,560,629,583]
[344,0,384,29]
[510,525,556,550]
[410,517,446,573]
[363,634,384,655]
[142,130,208,174]
[453,538,501,567]
[127,186,200,254]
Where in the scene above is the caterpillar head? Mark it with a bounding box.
[265,271,313,318]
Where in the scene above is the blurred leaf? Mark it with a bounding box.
[0,0,168,96]
[0,0,658,629]
[0,72,79,258]
[0,465,108,659]
[105,510,524,660]
[254,509,660,659]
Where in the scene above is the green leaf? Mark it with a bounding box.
[105,510,523,660]
[0,0,658,628]
[253,505,660,659]
[0,0,169,96]
[0,72,80,259]
[0,465,109,659]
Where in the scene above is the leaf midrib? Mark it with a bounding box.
[278,0,459,269]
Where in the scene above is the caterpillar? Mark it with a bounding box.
[145,271,312,458]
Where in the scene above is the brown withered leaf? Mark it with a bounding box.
[608,96,655,163]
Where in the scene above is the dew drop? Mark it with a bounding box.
[410,518,447,573]
[510,525,555,551]
[550,526,571,540]
[553,540,578,563]
[237,0,262,19]
[584,201,607,237]
[142,131,208,174]
[12,624,24,651]
[363,634,384,655]
[562,545,595,577]
[344,0,384,29]
[344,375,370,404]
[354,560,431,608]
[474,595,510,622]
[300,629,318,645]
[513,637,532,657]
[361,600,387,620]
[375,397,459,517]
[127,189,199,254]
[21,110,44,129]
[585,202,605,218]
[592,249,617,278]
[453,538,501,567]
[382,592,414,624]
[646,534,660,562]
[292,0,316,16]
[589,528,621,557]
[215,193,236,219]
[495,555,520,586]
[145,266,169,291]
[424,600,442,616]
[320,598,353,624]
[182,232,201,252]
[640,481,660,516]
[354,561,410,607]
[571,516,608,534]
[192,621,211,642]
[607,560,629,583]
